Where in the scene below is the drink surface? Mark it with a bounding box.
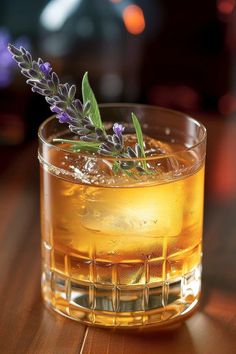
[40,138,204,327]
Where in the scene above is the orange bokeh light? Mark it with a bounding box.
[217,0,235,15]
[122,5,145,35]
[110,0,122,3]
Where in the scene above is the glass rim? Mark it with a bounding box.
[38,104,207,162]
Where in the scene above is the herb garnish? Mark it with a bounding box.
[8,44,152,174]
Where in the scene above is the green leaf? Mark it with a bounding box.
[53,138,100,152]
[131,112,148,171]
[82,72,103,129]
[72,145,99,153]
[112,161,120,175]
[123,170,138,180]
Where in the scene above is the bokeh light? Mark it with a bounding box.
[100,73,123,99]
[0,28,31,88]
[217,0,235,15]
[40,0,82,31]
[211,128,236,199]
[218,92,236,114]
[122,5,145,35]
[149,85,200,111]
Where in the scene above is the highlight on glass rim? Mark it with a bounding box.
[8,43,206,328]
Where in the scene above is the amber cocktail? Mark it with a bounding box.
[39,105,206,328]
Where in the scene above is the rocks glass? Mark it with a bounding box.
[38,104,206,328]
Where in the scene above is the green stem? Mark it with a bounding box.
[53,138,101,152]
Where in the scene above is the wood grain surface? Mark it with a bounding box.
[0,114,236,354]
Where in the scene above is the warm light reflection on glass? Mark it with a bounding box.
[217,0,235,15]
[110,0,122,3]
[218,92,236,114]
[122,5,145,35]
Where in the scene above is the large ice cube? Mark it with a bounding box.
[78,180,184,238]
[56,135,186,248]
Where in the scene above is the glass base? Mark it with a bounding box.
[42,264,201,328]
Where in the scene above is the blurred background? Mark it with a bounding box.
[1,1,236,346]
[1,0,236,144]
[1,1,236,199]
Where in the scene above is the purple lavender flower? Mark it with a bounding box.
[50,106,70,124]
[7,43,151,174]
[39,62,52,76]
[57,112,71,124]
[8,44,92,131]
[50,105,61,114]
[113,123,124,137]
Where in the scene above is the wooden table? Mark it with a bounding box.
[0,114,236,354]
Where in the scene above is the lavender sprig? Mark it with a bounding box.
[8,44,97,141]
[8,44,152,175]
